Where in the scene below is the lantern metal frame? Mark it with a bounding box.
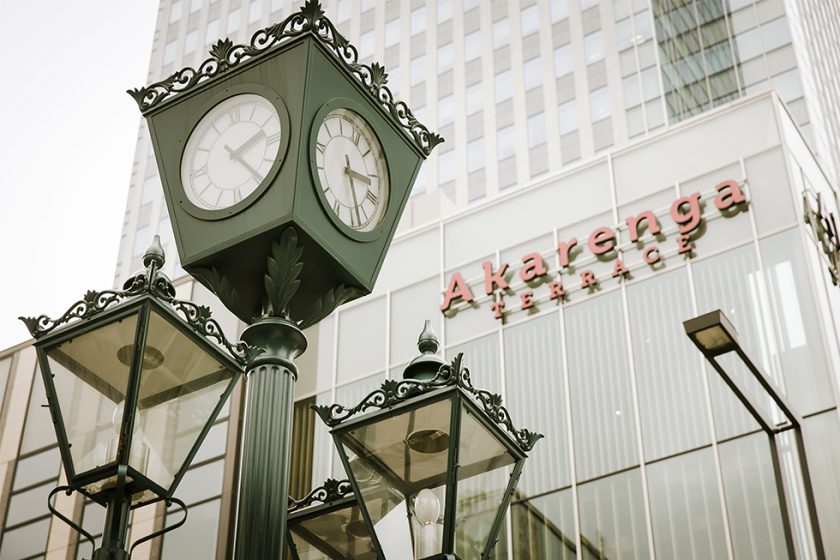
[314,353,542,560]
[20,238,260,558]
[286,478,372,559]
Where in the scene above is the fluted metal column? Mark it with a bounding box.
[234,317,307,560]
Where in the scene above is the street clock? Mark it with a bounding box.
[130,0,443,326]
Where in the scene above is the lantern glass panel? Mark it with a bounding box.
[45,313,139,475]
[132,308,236,491]
[337,397,454,559]
[289,502,377,559]
[454,405,517,558]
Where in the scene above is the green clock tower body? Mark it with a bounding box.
[130,2,442,557]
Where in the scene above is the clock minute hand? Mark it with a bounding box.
[224,130,264,160]
[224,145,264,182]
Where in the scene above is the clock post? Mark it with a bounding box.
[129,1,442,557]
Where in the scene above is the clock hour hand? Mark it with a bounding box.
[343,159,371,186]
[224,144,264,182]
[345,155,363,226]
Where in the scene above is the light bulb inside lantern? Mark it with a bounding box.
[113,400,126,434]
[414,489,441,525]
[106,400,149,475]
[414,489,443,559]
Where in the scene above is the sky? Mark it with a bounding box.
[0,2,160,350]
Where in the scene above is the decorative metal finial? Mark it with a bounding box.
[403,320,445,381]
[143,235,166,269]
[417,319,439,354]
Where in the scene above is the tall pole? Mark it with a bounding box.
[234,317,307,560]
[92,467,131,560]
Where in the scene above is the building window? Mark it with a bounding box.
[438,42,454,74]
[527,112,547,147]
[521,5,539,36]
[466,82,484,114]
[584,30,604,64]
[359,30,375,60]
[205,18,220,45]
[227,9,240,35]
[170,1,183,24]
[464,30,481,61]
[558,99,579,134]
[467,137,485,173]
[410,55,425,86]
[184,29,198,55]
[249,0,262,24]
[385,19,400,47]
[190,0,203,14]
[437,0,452,23]
[411,6,426,35]
[492,18,510,49]
[495,70,513,103]
[361,0,376,11]
[554,44,573,77]
[163,40,177,65]
[550,0,569,22]
[439,149,455,183]
[337,0,351,22]
[464,0,480,11]
[497,124,516,160]
[523,57,543,90]
[590,86,610,121]
[438,94,455,126]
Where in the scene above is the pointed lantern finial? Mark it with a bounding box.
[143,235,166,269]
[403,320,446,381]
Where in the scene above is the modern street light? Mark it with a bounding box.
[684,309,826,560]
[286,478,374,559]
[314,322,542,560]
[19,237,258,560]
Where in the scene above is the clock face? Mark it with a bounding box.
[181,93,282,211]
[313,108,389,232]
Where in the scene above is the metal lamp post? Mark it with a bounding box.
[19,237,258,560]
[286,478,374,559]
[314,322,542,560]
[128,1,442,556]
[684,309,826,560]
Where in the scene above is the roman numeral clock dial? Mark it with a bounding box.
[180,93,283,213]
[313,108,389,233]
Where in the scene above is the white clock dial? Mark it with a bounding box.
[181,93,282,211]
[314,108,389,232]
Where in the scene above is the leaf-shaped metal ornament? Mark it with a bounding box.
[263,227,304,318]
[193,266,258,323]
[298,284,364,330]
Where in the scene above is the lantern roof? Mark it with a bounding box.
[128,0,443,157]
[313,353,543,455]
[20,236,260,367]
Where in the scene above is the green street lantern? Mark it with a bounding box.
[20,237,257,559]
[314,323,542,560]
[287,479,375,559]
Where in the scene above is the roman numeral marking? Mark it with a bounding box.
[316,142,326,153]
[267,133,281,144]
[365,191,378,204]
[230,108,241,123]
[352,129,361,146]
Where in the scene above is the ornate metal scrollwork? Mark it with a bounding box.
[313,354,544,453]
[19,236,259,366]
[128,0,443,157]
[288,478,354,512]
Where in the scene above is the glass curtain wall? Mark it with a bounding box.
[291,138,840,557]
